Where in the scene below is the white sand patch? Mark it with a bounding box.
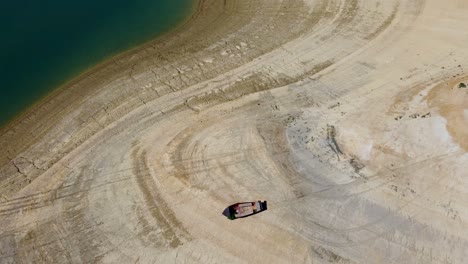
[337,127,374,161]
[382,115,459,158]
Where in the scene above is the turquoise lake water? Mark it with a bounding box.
[0,0,193,127]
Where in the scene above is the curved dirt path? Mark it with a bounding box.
[1,0,468,263]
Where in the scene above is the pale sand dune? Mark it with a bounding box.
[1,0,468,263]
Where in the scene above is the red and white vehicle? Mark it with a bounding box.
[222,201,267,220]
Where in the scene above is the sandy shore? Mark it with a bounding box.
[1,0,468,263]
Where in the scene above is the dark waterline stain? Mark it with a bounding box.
[0,0,193,127]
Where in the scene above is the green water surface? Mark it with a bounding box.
[0,0,193,127]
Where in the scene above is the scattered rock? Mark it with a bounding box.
[421,112,431,118]
[349,158,365,173]
[328,102,340,109]
[327,125,343,157]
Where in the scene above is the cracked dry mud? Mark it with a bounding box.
[1,0,468,263]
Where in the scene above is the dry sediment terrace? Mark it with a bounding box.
[1,0,468,263]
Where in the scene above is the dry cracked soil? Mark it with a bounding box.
[1,0,468,263]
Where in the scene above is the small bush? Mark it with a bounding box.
[458,82,467,88]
